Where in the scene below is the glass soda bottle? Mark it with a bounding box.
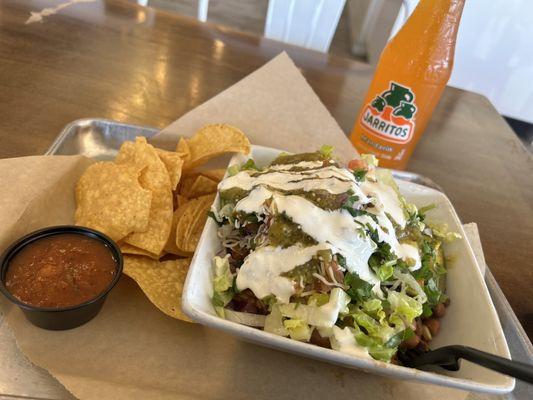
[350,0,466,169]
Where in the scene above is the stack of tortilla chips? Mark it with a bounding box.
[75,124,250,321]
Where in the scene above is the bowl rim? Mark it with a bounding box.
[0,225,123,313]
[182,144,515,394]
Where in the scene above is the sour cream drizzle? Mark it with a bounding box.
[273,195,377,283]
[222,157,421,302]
[219,167,368,199]
[235,186,273,214]
[361,181,406,228]
[236,244,330,303]
[328,326,371,358]
[267,160,326,171]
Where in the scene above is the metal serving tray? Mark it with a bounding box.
[1,118,531,400]
[46,119,445,191]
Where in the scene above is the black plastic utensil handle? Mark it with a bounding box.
[415,345,533,384]
[457,346,533,384]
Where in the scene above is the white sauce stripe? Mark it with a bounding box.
[267,161,325,171]
[219,167,368,199]
[329,326,371,358]
[356,214,421,270]
[235,186,273,214]
[361,181,406,228]
[399,243,422,271]
[261,165,358,183]
[236,244,330,304]
[273,195,378,284]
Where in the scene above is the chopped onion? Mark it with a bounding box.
[224,309,266,327]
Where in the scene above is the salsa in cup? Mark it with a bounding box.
[0,226,123,330]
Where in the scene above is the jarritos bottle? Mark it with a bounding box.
[350,0,466,169]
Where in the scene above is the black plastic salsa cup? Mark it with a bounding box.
[0,226,123,330]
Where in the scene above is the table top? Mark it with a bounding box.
[1,0,532,345]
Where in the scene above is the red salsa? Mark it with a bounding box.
[5,233,117,308]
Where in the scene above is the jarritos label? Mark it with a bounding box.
[360,82,417,144]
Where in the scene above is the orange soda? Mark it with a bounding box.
[350,0,466,169]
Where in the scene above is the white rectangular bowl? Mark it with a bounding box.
[182,145,514,394]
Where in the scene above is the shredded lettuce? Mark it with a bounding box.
[392,270,427,303]
[342,293,421,362]
[354,311,395,343]
[319,144,334,158]
[307,292,330,307]
[212,291,233,317]
[213,255,233,292]
[352,326,396,362]
[367,346,397,362]
[240,159,258,171]
[387,291,423,327]
[375,168,400,195]
[264,304,289,336]
[283,319,313,341]
[214,306,225,318]
[279,288,349,328]
[362,299,386,323]
[417,204,436,219]
[339,298,400,362]
[385,328,415,348]
[424,277,443,306]
[361,154,379,167]
[428,222,462,242]
[226,164,240,176]
[227,159,259,177]
[376,263,394,281]
[212,256,235,316]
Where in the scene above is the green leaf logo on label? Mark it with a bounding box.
[361,82,417,144]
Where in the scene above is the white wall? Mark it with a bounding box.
[265,0,346,52]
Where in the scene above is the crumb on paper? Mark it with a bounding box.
[25,0,96,25]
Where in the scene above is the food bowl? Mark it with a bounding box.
[0,225,123,330]
[182,145,514,394]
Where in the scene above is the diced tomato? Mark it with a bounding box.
[348,159,367,171]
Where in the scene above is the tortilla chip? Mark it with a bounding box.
[180,175,218,198]
[155,148,184,190]
[163,208,192,256]
[178,174,197,194]
[123,255,192,322]
[176,194,188,207]
[186,194,215,249]
[172,202,196,257]
[200,168,227,182]
[176,137,191,164]
[117,137,173,255]
[175,194,215,254]
[184,124,250,170]
[75,161,152,241]
[119,242,162,260]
